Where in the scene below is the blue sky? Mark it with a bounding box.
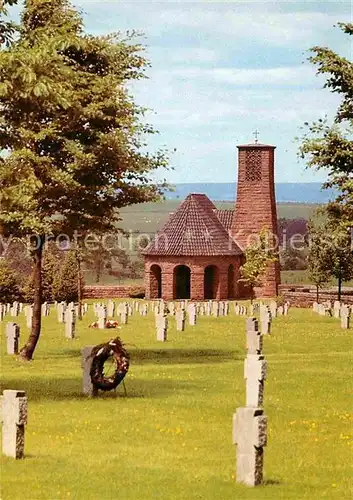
[13,1,353,183]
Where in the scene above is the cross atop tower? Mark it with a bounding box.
[253,129,259,144]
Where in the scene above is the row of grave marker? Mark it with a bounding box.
[1,299,290,321]
[2,315,273,489]
[68,313,272,487]
[1,314,270,466]
[312,300,351,329]
[154,301,285,342]
[233,317,268,487]
[3,298,289,354]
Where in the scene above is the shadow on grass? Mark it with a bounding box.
[0,376,200,402]
[45,347,242,365]
[47,348,244,364]
[130,348,242,365]
[42,348,83,359]
[263,478,282,486]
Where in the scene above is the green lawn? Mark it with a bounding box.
[1,304,352,499]
[281,270,353,288]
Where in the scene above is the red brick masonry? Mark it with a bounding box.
[144,255,242,301]
[142,143,281,300]
[231,145,280,298]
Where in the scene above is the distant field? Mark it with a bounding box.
[97,200,353,290]
[276,203,320,220]
[281,270,313,285]
[93,200,337,289]
[118,200,319,234]
[281,271,353,288]
[82,272,144,286]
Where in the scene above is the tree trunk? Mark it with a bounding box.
[95,261,101,283]
[338,273,342,301]
[20,238,44,360]
[77,251,83,321]
[316,285,319,302]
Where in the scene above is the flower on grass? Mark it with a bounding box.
[339,434,351,440]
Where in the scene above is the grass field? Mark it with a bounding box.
[281,271,353,288]
[85,199,324,287]
[1,303,352,499]
[117,200,319,234]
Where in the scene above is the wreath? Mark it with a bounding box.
[89,337,130,391]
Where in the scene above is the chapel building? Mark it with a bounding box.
[143,142,281,300]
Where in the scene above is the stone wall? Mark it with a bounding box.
[83,285,139,299]
[83,282,353,306]
[278,285,353,307]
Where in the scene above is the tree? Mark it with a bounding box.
[3,239,33,278]
[42,248,61,301]
[23,244,62,302]
[280,247,308,271]
[325,220,353,301]
[0,0,18,47]
[0,0,168,359]
[81,233,131,283]
[75,245,83,320]
[0,260,20,302]
[307,209,353,300]
[239,228,278,301]
[52,250,80,302]
[299,23,353,227]
[306,219,331,301]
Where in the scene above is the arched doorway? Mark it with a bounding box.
[228,264,235,298]
[174,265,191,299]
[204,265,219,299]
[150,264,162,298]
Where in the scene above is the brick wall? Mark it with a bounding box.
[144,255,242,300]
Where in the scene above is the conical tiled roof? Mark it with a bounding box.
[214,209,234,231]
[143,194,242,256]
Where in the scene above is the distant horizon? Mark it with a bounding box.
[163,181,336,204]
[170,181,326,185]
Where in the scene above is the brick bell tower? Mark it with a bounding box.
[231,137,281,297]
